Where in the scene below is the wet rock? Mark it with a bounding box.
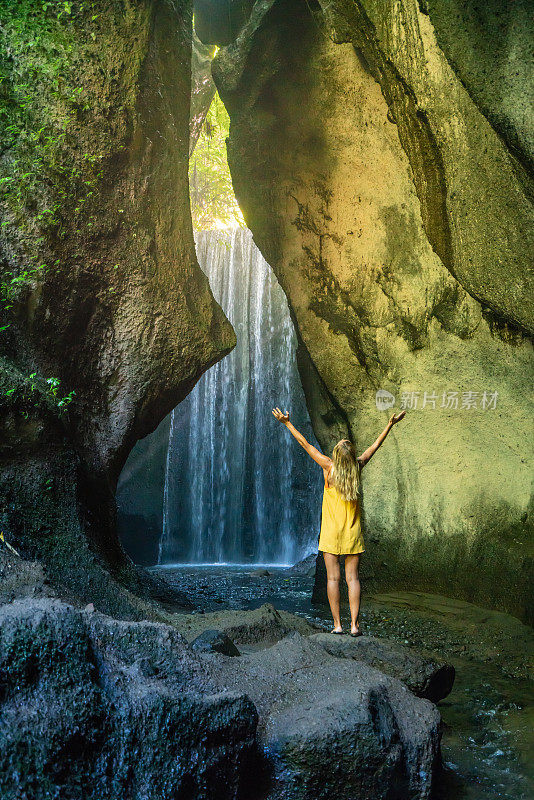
[0,550,54,605]
[0,599,257,800]
[178,603,319,645]
[286,553,317,577]
[205,632,442,799]
[250,568,271,577]
[191,629,241,657]
[311,633,455,703]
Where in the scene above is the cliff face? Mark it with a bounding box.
[0,1,234,616]
[213,0,534,620]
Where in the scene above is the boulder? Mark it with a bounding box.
[191,629,241,656]
[205,632,442,800]
[0,599,257,800]
[311,633,455,703]
[286,553,317,577]
[213,0,534,622]
[0,597,445,800]
[177,603,319,645]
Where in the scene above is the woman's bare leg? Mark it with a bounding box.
[345,554,361,634]
[323,552,342,632]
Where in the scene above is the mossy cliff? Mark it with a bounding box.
[0,1,235,617]
[211,0,534,621]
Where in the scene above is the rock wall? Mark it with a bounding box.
[0,1,234,616]
[212,0,534,621]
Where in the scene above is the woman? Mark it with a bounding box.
[272,407,406,635]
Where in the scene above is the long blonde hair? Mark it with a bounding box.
[331,439,361,501]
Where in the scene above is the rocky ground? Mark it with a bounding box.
[156,562,534,800]
[155,562,534,682]
[1,544,532,799]
[0,549,456,800]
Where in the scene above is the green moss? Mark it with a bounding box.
[1,3,96,239]
[0,1,154,400]
[0,0,150,275]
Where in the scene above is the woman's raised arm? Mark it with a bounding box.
[272,407,331,469]
[358,410,406,466]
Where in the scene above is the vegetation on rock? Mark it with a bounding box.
[0,0,235,616]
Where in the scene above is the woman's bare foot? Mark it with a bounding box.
[331,626,343,635]
[350,623,362,637]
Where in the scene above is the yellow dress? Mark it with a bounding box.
[318,478,364,556]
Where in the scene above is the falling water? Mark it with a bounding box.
[158,228,322,565]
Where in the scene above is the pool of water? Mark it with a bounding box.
[153,564,534,800]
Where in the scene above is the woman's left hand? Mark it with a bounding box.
[389,410,406,425]
[272,407,290,424]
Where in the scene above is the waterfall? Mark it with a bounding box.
[159,228,323,565]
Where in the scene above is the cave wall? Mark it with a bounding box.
[212,0,534,621]
[116,413,171,567]
[0,1,234,616]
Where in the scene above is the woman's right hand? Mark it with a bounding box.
[272,407,290,424]
[389,410,406,426]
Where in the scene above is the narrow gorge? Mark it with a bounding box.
[0,2,532,799]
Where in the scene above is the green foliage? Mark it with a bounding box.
[1,363,75,418]
[1,264,46,315]
[43,376,75,408]
[189,93,244,231]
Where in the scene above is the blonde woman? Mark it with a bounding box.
[272,407,406,635]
